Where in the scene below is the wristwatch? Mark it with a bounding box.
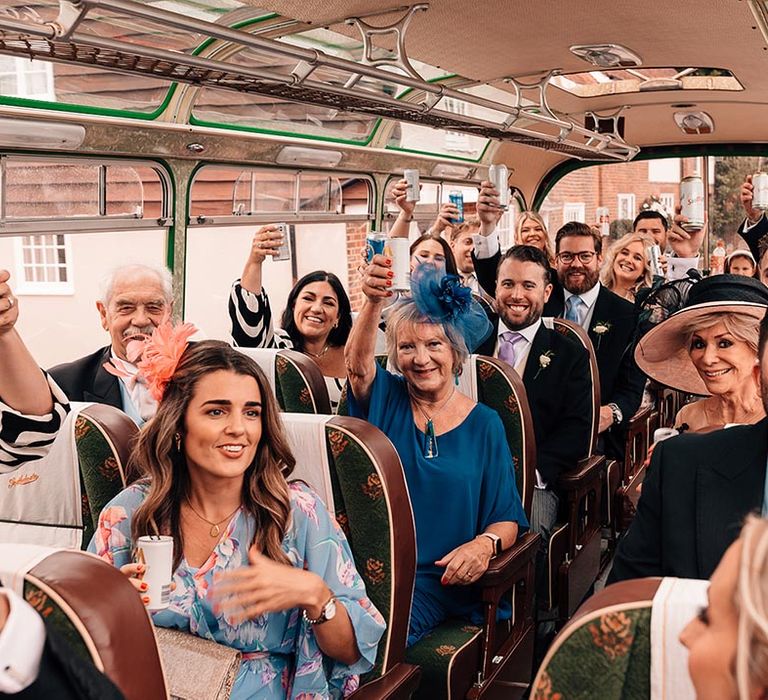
[479,532,502,556]
[608,402,623,426]
[303,596,337,625]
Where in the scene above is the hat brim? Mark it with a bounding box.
[635,301,766,395]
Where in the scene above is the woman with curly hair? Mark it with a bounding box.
[89,333,384,699]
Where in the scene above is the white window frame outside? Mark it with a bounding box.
[443,97,472,153]
[617,194,637,221]
[563,202,586,223]
[659,193,676,218]
[0,56,55,100]
[13,234,74,295]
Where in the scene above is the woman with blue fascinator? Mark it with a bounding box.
[345,254,528,645]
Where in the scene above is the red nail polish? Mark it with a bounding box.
[386,280,392,287]
[142,596,150,604]
[387,270,394,278]
[140,582,148,592]
[387,291,393,297]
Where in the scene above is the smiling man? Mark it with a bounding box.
[48,264,173,425]
[475,245,591,537]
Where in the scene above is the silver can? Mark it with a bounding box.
[386,237,411,291]
[403,169,420,202]
[596,206,610,237]
[647,244,663,278]
[488,164,510,209]
[753,172,768,210]
[273,223,291,261]
[680,175,705,231]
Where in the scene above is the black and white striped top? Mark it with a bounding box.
[229,280,293,350]
[0,374,70,473]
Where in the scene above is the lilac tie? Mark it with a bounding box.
[498,331,524,367]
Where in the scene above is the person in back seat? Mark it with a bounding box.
[89,334,384,699]
[48,264,173,426]
[346,259,528,645]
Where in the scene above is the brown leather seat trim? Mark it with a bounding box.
[568,577,662,628]
[279,348,333,414]
[30,550,168,700]
[80,403,139,484]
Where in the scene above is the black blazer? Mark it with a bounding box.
[476,314,592,487]
[608,419,768,583]
[48,346,122,410]
[7,622,124,699]
[737,214,768,263]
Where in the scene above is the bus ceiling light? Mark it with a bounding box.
[569,44,642,69]
[0,117,85,149]
[674,111,715,135]
[276,146,343,168]
[431,163,474,179]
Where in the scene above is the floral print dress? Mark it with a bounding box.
[89,480,386,699]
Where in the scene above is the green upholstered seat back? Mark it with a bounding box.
[275,350,333,414]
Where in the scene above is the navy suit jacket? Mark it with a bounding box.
[737,213,768,262]
[608,419,767,582]
[48,346,123,410]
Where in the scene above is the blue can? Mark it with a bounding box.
[448,191,464,223]
[366,232,387,262]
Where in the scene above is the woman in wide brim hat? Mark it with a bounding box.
[635,274,768,432]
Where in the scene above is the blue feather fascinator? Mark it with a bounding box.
[409,263,492,352]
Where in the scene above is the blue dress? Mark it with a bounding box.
[89,480,386,699]
[348,366,529,644]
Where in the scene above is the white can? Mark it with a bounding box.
[647,244,663,278]
[403,169,420,202]
[488,164,510,209]
[386,237,411,291]
[135,535,174,611]
[753,172,768,210]
[273,222,291,261]
[680,175,705,231]
[596,206,610,237]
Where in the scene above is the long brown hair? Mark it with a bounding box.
[130,340,295,568]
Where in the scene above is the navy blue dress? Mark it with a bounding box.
[349,365,529,644]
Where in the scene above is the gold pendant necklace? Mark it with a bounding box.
[305,344,330,359]
[186,500,241,538]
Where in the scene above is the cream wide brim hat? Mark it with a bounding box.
[635,300,767,395]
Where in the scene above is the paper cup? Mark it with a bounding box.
[135,535,173,611]
[653,427,679,444]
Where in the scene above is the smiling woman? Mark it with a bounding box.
[601,232,655,301]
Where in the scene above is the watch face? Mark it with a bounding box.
[324,598,337,620]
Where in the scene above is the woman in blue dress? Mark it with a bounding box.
[345,261,528,645]
[89,336,385,699]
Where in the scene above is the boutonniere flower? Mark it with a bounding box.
[534,350,555,379]
[592,321,612,349]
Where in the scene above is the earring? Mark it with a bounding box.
[174,432,181,451]
[454,370,460,386]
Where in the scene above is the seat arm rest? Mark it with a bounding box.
[558,454,605,491]
[478,532,539,590]
[350,664,422,700]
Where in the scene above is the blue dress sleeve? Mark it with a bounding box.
[87,482,149,568]
[479,411,529,534]
[347,364,405,428]
[287,482,386,698]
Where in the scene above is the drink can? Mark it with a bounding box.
[680,175,705,231]
[135,535,173,611]
[448,190,464,223]
[273,223,291,261]
[753,172,768,210]
[596,206,610,237]
[488,164,510,209]
[385,237,411,291]
[647,244,663,278]
[366,231,387,263]
[653,427,679,443]
[403,169,420,202]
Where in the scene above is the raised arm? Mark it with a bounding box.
[472,180,504,298]
[0,270,52,415]
[240,225,285,294]
[344,254,391,406]
[387,178,416,239]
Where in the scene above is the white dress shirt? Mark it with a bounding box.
[473,231,500,260]
[563,282,601,331]
[0,587,46,694]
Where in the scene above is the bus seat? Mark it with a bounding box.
[76,403,139,547]
[235,347,332,414]
[532,577,708,700]
[281,413,421,698]
[0,544,168,700]
[548,319,605,619]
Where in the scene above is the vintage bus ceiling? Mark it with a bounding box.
[0,0,640,162]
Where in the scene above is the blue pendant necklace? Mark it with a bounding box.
[410,387,456,459]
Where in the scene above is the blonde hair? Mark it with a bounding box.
[600,232,655,292]
[515,211,554,265]
[681,311,760,356]
[736,516,768,699]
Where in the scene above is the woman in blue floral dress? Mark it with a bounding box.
[89,336,385,699]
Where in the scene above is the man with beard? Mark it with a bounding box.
[475,245,591,536]
[608,306,768,582]
[48,264,172,426]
